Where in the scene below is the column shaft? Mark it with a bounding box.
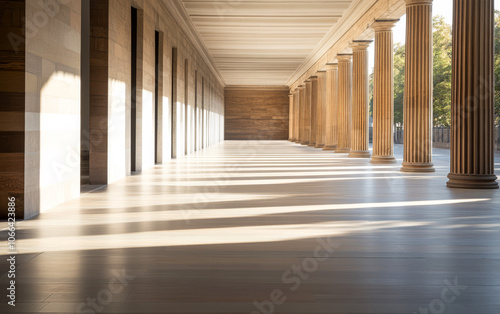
[370,20,398,163]
[324,63,339,150]
[336,54,353,153]
[298,85,305,143]
[302,80,312,145]
[309,76,319,146]
[402,0,435,172]
[293,89,300,143]
[289,92,294,141]
[316,71,326,148]
[447,0,498,189]
[349,41,372,158]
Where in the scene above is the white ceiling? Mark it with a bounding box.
[180,0,355,86]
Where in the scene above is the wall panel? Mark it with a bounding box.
[225,87,289,140]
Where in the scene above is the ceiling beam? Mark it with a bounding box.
[160,0,226,87]
[287,0,405,89]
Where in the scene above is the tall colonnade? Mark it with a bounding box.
[288,0,498,189]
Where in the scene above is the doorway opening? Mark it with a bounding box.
[171,47,177,159]
[194,70,198,151]
[131,7,138,172]
[80,0,90,186]
[154,30,160,164]
[184,59,189,156]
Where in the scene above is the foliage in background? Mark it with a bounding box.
[370,14,500,127]
[432,16,453,127]
[393,43,405,126]
[495,11,500,125]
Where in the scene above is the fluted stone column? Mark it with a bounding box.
[401,0,435,172]
[336,54,353,153]
[447,0,499,189]
[297,85,305,143]
[293,89,300,143]
[349,40,372,158]
[302,80,312,145]
[324,63,339,151]
[289,92,294,141]
[370,20,398,164]
[309,76,319,146]
[316,70,327,148]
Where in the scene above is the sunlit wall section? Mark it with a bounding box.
[209,83,214,146]
[187,59,195,155]
[141,12,157,169]
[141,88,154,168]
[107,0,130,183]
[219,88,224,142]
[25,0,82,216]
[175,56,186,158]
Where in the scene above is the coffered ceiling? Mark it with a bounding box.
[180,0,355,86]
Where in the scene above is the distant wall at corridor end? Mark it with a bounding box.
[224,86,289,140]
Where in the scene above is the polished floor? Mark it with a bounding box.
[1,141,500,313]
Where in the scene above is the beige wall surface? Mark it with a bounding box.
[25,0,82,216]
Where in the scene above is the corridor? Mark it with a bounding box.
[1,141,500,313]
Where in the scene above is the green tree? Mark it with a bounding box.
[393,43,405,126]
[494,11,500,125]
[432,16,452,127]
[390,16,452,128]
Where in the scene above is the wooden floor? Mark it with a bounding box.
[1,141,500,314]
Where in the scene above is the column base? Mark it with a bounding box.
[335,148,351,153]
[349,151,371,158]
[323,145,337,151]
[308,142,316,147]
[447,174,499,189]
[301,141,309,145]
[289,138,295,142]
[294,140,302,144]
[370,156,397,164]
[401,162,435,173]
[315,143,325,148]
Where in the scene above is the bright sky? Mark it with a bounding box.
[368,0,500,72]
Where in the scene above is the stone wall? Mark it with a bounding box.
[25,0,82,215]
[225,86,289,140]
[0,0,225,219]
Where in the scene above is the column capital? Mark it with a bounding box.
[317,70,327,77]
[371,19,399,32]
[309,75,318,81]
[350,40,373,51]
[325,63,338,71]
[337,54,353,62]
[406,0,433,5]
[298,85,305,90]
